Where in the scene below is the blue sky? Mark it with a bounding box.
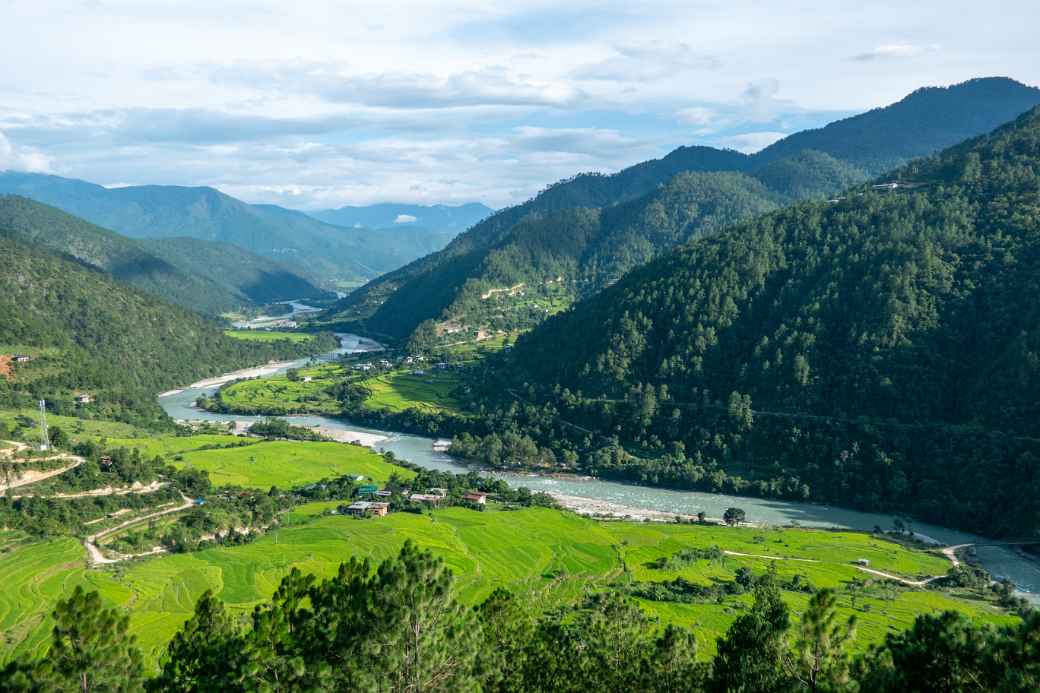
[0,0,1037,209]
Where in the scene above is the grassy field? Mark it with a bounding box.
[0,508,1014,670]
[360,370,460,414]
[216,363,344,415]
[106,433,257,459]
[0,408,146,444]
[224,330,315,343]
[110,436,412,489]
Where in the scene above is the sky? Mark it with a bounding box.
[0,0,1037,210]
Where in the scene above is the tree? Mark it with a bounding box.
[709,576,791,692]
[788,589,857,692]
[723,507,746,526]
[727,391,754,430]
[49,426,69,449]
[34,586,144,692]
[151,591,249,692]
[362,541,481,692]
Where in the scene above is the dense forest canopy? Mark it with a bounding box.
[0,232,336,426]
[487,106,1040,537]
[0,195,242,315]
[328,77,1040,345]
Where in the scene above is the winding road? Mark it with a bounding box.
[83,493,197,565]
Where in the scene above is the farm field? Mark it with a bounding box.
[359,370,460,414]
[215,362,344,415]
[110,437,413,489]
[224,330,316,343]
[0,507,1014,670]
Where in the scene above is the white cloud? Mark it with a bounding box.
[573,42,720,82]
[207,61,585,109]
[0,2,1035,207]
[851,43,941,62]
[0,131,51,172]
[394,214,417,223]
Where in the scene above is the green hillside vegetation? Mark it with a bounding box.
[490,106,1040,538]
[0,196,328,314]
[0,234,338,426]
[0,508,1012,670]
[328,77,1040,347]
[755,76,1040,173]
[139,236,329,305]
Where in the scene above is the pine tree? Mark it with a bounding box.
[709,576,791,692]
[34,586,144,693]
[788,589,856,692]
[362,540,481,692]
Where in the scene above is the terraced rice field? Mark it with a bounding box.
[360,370,460,414]
[0,507,1014,669]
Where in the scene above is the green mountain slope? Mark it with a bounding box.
[0,196,326,313]
[0,234,337,427]
[500,106,1040,537]
[329,77,1040,345]
[138,236,329,305]
[755,76,1040,173]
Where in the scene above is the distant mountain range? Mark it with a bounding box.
[0,175,478,288]
[0,195,331,314]
[307,202,493,231]
[327,77,1040,344]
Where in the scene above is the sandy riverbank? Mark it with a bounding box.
[187,360,297,389]
[311,426,390,447]
[552,493,695,522]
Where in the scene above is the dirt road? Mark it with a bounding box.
[84,493,196,565]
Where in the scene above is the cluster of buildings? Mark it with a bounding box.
[341,485,488,519]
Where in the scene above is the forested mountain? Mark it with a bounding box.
[492,106,1040,537]
[328,77,1040,345]
[0,173,462,287]
[755,76,1040,173]
[0,233,337,426]
[308,201,492,231]
[139,237,328,305]
[0,196,326,313]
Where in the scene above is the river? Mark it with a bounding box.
[159,333,1040,600]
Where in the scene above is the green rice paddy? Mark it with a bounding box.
[224,330,316,343]
[359,370,460,414]
[0,507,1013,669]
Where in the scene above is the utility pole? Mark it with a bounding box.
[38,399,50,452]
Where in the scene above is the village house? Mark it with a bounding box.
[74,393,93,404]
[347,501,389,517]
[409,493,442,505]
[12,355,31,363]
[463,491,487,505]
